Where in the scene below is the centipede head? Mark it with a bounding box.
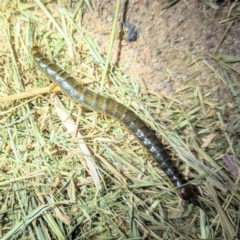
[177,184,200,206]
[32,46,41,54]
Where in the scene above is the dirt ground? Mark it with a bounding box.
[82,0,240,97]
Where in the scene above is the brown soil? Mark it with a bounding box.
[82,0,240,97]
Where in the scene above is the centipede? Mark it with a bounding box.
[32,46,198,204]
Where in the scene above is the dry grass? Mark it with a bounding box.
[0,0,240,239]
